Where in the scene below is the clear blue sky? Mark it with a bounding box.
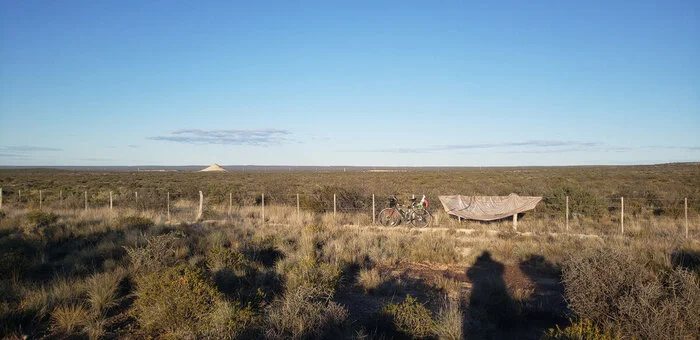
[1,0,698,166]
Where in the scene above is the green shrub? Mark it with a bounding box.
[383,295,435,339]
[133,264,219,336]
[543,318,620,340]
[206,245,246,273]
[284,255,341,299]
[207,300,259,340]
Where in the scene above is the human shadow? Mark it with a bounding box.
[465,252,568,339]
[466,251,521,339]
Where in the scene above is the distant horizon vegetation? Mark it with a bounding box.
[1,161,699,172]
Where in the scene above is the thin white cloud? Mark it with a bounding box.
[148,128,293,146]
[345,140,602,153]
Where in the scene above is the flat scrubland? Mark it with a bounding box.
[0,164,699,339]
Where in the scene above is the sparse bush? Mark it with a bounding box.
[266,284,348,339]
[543,318,621,340]
[133,264,221,336]
[206,299,259,339]
[206,245,246,273]
[124,232,181,273]
[383,295,435,339]
[284,255,341,299]
[562,248,700,339]
[25,210,59,228]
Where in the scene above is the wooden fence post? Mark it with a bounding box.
[685,198,688,239]
[228,192,232,217]
[372,194,375,224]
[39,190,42,210]
[197,191,203,220]
[333,194,337,220]
[84,191,88,211]
[59,190,62,202]
[109,191,113,210]
[565,196,569,232]
[513,213,518,231]
[261,193,265,226]
[135,192,138,209]
[167,192,170,221]
[19,190,21,202]
[296,194,300,222]
[621,197,624,235]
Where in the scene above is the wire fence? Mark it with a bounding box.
[0,186,696,238]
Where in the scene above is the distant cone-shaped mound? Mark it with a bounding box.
[200,163,227,172]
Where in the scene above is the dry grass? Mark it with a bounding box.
[51,303,89,335]
[1,165,698,339]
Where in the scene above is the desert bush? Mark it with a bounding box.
[543,318,621,340]
[133,264,253,337]
[548,186,605,219]
[266,284,348,339]
[562,247,700,339]
[300,185,366,213]
[206,299,259,339]
[124,232,181,273]
[25,210,59,228]
[206,245,247,273]
[383,295,435,339]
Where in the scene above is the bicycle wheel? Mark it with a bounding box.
[410,209,432,228]
[378,208,401,226]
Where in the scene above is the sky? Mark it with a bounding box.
[0,0,698,166]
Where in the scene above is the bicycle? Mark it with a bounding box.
[377,196,433,228]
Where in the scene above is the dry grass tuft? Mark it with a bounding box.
[51,303,89,335]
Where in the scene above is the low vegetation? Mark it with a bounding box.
[0,165,698,338]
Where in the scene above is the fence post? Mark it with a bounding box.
[110,191,113,210]
[197,191,203,220]
[228,192,232,217]
[84,191,88,211]
[167,192,170,221]
[565,196,569,232]
[685,198,688,239]
[372,194,375,224]
[60,190,62,202]
[333,194,337,220]
[39,190,42,210]
[135,192,138,209]
[620,197,624,235]
[19,190,21,202]
[513,213,518,231]
[261,193,265,226]
[296,193,300,222]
